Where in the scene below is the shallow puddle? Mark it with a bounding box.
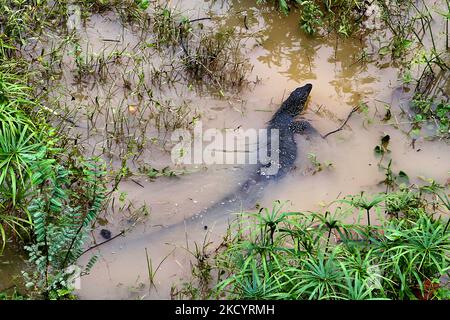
[1,0,448,299]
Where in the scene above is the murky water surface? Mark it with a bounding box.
[1,0,448,299]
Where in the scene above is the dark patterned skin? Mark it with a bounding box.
[194,84,316,228]
[258,83,313,181]
[140,84,316,239]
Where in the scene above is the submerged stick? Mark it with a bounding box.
[322,106,360,139]
[189,17,211,24]
[80,230,125,256]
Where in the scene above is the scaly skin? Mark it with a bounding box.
[171,84,315,230]
[128,84,315,241]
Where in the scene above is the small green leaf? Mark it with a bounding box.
[374,145,384,155]
[378,46,390,56]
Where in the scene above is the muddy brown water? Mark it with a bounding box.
[1,0,449,299]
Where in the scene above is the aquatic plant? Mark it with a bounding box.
[256,0,367,36]
[0,289,26,300]
[257,0,449,138]
[150,1,191,49]
[181,28,250,93]
[176,186,450,300]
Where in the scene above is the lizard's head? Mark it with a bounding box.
[282,83,313,116]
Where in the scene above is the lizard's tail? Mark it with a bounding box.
[138,174,270,243]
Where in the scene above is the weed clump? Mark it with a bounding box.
[257,0,377,36]
[259,1,449,140]
[181,29,251,93]
[0,0,112,299]
[150,2,191,49]
[175,186,450,300]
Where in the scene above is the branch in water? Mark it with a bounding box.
[80,230,125,257]
[189,17,212,23]
[322,106,360,139]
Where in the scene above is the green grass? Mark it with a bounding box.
[176,187,450,300]
[0,75,53,251]
[258,0,450,138]
[0,1,110,299]
[411,94,449,136]
[0,289,26,300]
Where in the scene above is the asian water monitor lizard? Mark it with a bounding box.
[157,83,317,234]
[101,84,317,241]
